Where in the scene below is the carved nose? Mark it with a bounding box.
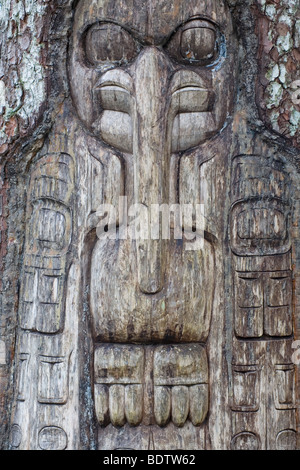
[133,48,171,294]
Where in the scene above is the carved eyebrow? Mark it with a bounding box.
[81,16,220,50]
[169,16,220,38]
[145,14,221,47]
[81,19,146,49]
[181,18,218,31]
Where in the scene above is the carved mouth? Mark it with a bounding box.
[171,85,215,114]
[94,82,133,115]
[171,83,210,93]
[95,69,134,93]
[97,84,130,92]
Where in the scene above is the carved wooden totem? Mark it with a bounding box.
[6,0,300,450]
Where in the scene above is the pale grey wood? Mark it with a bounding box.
[154,386,171,427]
[125,385,143,426]
[109,385,126,427]
[94,384,109,426]
[189,385,209,426]
[171,386,190,427]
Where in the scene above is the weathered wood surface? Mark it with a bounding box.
[0,0,300,450]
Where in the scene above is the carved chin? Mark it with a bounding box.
[90,236,215,343]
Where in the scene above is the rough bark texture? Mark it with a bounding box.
[256,0,300,148]
[0,0,299,450]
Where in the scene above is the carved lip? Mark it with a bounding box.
[171,84,211,95]
[170,84,215,114]
[94,70,133,94]
[95,83,131,94]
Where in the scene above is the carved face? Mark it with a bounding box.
[69,0,237,153]
[69,0,237,342]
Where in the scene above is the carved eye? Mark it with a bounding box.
[166,20,219,65]
[85,23,139,66]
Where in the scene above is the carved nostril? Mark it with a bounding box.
[137,240,165,295]
[140,280,164,296]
